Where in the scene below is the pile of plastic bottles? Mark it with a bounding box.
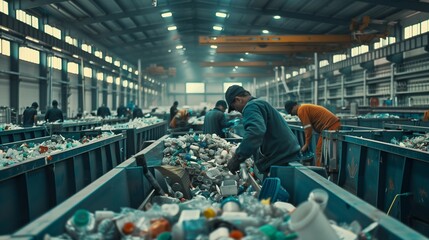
[391,133,429,152]
[98,117,163,130]
[0,123,23,131]
[358,113,399,119]
[48,186,375,240]
[279,112,300,122]
[0,132,114,168]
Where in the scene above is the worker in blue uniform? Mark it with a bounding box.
[203,100,229,138]
[225,85,301,176]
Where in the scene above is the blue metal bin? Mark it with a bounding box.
[0,127,48,144]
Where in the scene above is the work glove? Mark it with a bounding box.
[227,154,241,173]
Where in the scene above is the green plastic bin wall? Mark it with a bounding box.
[0,127,48,144]
[383,123,429,133]
[0,134,127,235]
[329,132,429,236]
[11,160,426,239]
[58,121,101,132]
[270,165,427,240]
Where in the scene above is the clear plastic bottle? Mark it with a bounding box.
[65,209,96,240]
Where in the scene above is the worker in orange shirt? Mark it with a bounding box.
[169,109,190,129]
[423,110,429,121]
[284,101,341,167]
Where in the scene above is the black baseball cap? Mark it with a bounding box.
[215,100,227,109]
[225,85,246,113]
[284,100,297,114]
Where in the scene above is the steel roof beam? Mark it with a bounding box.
[200,61,311,67]
[73,2,349,26]
[203,73,273,78]
[357,0,429,13]
[215,45,346,54]
[13,0,67,10]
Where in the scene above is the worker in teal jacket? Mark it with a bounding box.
[225,85,301,176]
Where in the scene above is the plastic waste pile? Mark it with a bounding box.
[98,117,163,130]
[47,186,376,240]
[0,132,114,168]
[391,133,429,152]
[0,123,23,131]
[358,113,399,119]
[279,112,300,122]
[188,116,205,125]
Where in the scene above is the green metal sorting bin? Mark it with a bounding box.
[0,134,127,235]
[322,128,429,236]
[0,127,48,144]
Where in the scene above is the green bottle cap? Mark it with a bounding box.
[73,209,90,227]
[259,224,276,239]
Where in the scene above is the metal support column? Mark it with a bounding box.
[112,77,117,109]
[341,75,345,108]
[78,58,84,113]
[390,63,396,106]
[363,70,367,106]
[314,52,319,105]
[324,78,328,105]
[102,73,108,106]
[253,77,257,96]
[266,81,269,103]
[61,58,69,116]
[10,42,19,112]
[91,69,98,111]
[138,59,142,107]
[274,67,279,107]
[39,52,48,113]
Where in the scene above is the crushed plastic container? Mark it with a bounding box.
[258,177,290,203]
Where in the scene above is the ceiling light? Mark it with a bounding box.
[167,26,177,31]
[262,29,269,34]
[25,36,39,43]
[273,15,281,19]
[245,52,249,55]
[235,66,238,69]
[210,45,218,49]
[213,26,223,31]
[168,49,172,53]
[216,12,228,18]
[210,60,214,62]
[240,58,244,61]
[233,68,236,71]
[176,45,183,49]
[161,12,172,18]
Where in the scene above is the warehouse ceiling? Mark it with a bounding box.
[16,0,427,81]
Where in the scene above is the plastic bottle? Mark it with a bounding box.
[65,209,96,239]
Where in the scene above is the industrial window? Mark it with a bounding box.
[403,19,429,39]
[48,56,62,70]
[0,39,10,56]
[319,60,329,67]
[122,80,128,87]
[82,44,92,53]
[96,72,103,81]
[65,36,78,47]
[351,45,369,57]
[286,73,291,79]
[223,82,242,91]
[114,60,121,67]
[84,67,92,78]
[115,77,121,85]
[129,82,134,89]
[95,50,103,58]
[19,47,40,64]
[292,71,298,77]
[44,25,61,39]
[16,10,38,29]
[128,67,133,72]
[122,64,128,70]
[186,83,205,93]
[333,54,347,63]
[134,84,138,90]
[105,55,113,63]
[422,20,429,34]
[0,0,8,15]
[68,62,79,74]
[299,68,306,74]
[106,76,113,83]
[374,37,396,49]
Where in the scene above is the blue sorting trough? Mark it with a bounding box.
[11,155,426,239]
[322,129,429,236]
[340,117,416,128]
[383,122,429,133]
[0,134,127,235]
[0,127,48,144]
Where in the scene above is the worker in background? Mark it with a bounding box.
[200,107,207,117]
[45,100,64,123]
[133,105,144,119]
[203,100,229,138]
[423,110,429,121]
[117,104,128,118]
[22,102,39,127]
[170,109,190,129]
[225,85,301,177]
[97,104,111,118]
[284,101,341,167]
[170,101,179,122]
[127,100,135,112]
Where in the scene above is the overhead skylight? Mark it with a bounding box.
[161,12,172,18]
[213,26,223,31]
[216,12,228,18]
